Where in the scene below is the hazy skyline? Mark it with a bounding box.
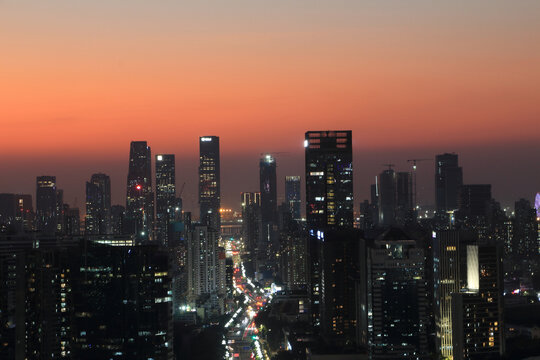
[1,1,539,213]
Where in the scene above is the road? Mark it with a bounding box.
[222,253,271,360]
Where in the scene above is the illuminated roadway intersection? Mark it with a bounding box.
[223,263,271,360]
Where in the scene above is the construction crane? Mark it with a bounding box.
[406,158,432,210]
[178,182,186,198]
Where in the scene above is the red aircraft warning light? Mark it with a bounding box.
[136,185,142,190]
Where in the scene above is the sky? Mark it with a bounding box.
[1,1,539,214]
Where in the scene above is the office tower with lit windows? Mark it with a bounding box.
[36,176,58,234]
[305,130,353,325]
[260,154,278,256]
[155,154,176,247]
[435,153,463,213]
[378,168,396,226]
[85,173,111,235]
[125,141,153,241]
[319,228,361,345]
[451,244,504,360]
[285,176,301,220]
[433,230,477,359]
[366,230,429,359]
[187,224,218,298]
[199,136,220,232]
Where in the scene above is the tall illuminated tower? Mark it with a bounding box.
[126,141,153,241]
[260,154,278,254]
[155,154,176,247]
[199,136,220,232]
[304,130,353,324]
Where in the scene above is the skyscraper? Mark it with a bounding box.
[452,244,504,360]
[155,154,176,247]
[396,171,413,225]
[378,168,396,226]
[85,173,111,235]
[36,176,57,234]
[126,141,153,241]
[241,192,262,273]
[199,136,220,232]
[285,176,301,220]
[260,154,278,254]
[433,230,476,359]
[305,130,353,230]
[305,130,353,325]
[366,230,429,359]
[435,153,463,213]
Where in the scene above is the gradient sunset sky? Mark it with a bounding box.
[1,1,539,213]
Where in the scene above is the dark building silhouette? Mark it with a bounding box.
[396,171,413,225]
[199,136,220,232]
[85,173,111,235]
[319,229,360,345]
[305,130,353,325]
[125,141,153,241]
[0,194,34,232]
[435,153,463,213]
[285,175,301,220]
[363,229,429,359]
[512,198,538,260]
[378,169,396,226]
[63,205,80,235]
[110,205,125,235]
[155,154,176,247]
[36,176,58,234]
[241,192,262,274]
[458,184,492,220]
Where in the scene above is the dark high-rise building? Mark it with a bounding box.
[63,205,80,235]
[110,205,125,235]
[36,176,58,234]
[458,184,492,220]
[260,154,278,254]
[365,230,429,359]
[126,141,153,241]
[241,192,262,269]
[435,153,463,213]
[285,176,301,220]
[156,154,176,247]
[378,169,396,226]
[199,136,220,232]
[56,189,64,233]
[396,171,413,225]
[85,173,111,235]
[305,130,353,325]
[512,199,538,259]
[71,241,173,360]
[305,130,353,230]
[319,229,360,345]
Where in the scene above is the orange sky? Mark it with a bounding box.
[0,1,539,210]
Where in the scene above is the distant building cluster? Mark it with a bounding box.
[0,131,539,359]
